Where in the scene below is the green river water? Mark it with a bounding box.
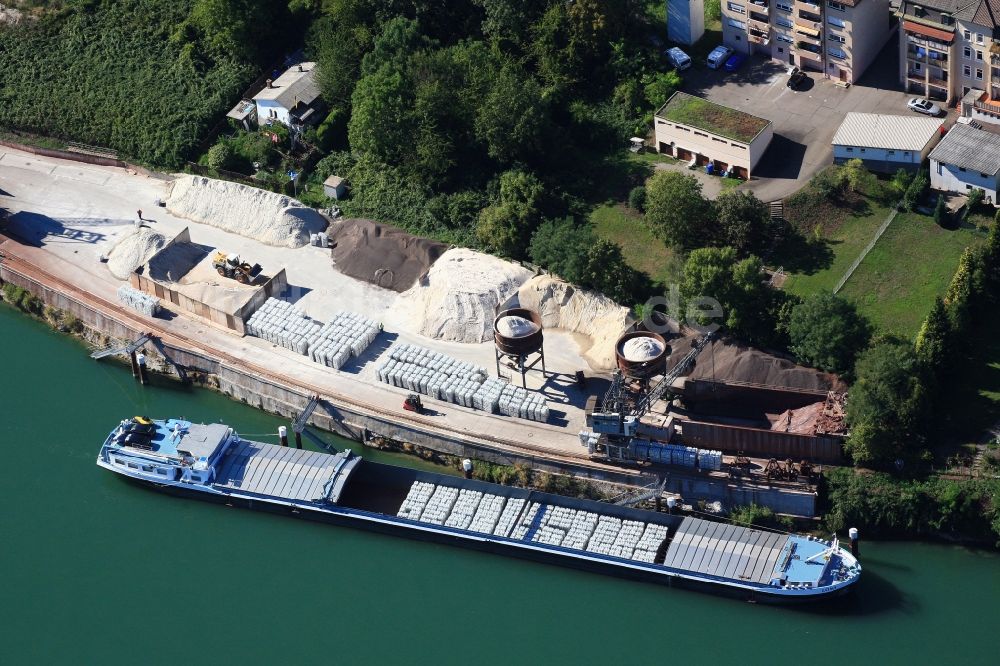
[1,303,998,665]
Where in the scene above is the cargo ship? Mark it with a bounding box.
[96,417,861,602]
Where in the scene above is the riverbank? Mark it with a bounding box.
[0,172,820,517]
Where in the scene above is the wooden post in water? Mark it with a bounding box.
[129,351,140,379]
[136,353,149,385]
[278,426,289,447]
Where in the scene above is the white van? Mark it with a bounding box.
[707,45,733,70]
[666,47,692,71]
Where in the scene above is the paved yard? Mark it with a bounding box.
[679,38,947,201]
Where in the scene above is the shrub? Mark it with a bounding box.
[964,187,985,222]
[903,169,928,211]
[628,185,647,212]
[933,194,948,227]
[206,142,235,172]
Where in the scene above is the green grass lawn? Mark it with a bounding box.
[630,150,680,166]
[590,203,682,286]
[780,201,894,296]
[838,212,987,339]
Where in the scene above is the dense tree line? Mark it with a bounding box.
[303,0,672,259]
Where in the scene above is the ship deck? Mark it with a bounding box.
[662,518,788,585]
[213,441,359,502]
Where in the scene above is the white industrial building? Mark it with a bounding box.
[929,122,1000,204]
[831,112,944,173]
[667,0,705,45]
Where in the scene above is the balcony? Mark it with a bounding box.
[749,15,770,31]
[749,26,771,45]
[906,71,925,84]
[975,98,1000,113]
[796,44,824,62]
[795,0,822,13]
[749,0,770,12]
[927,76,949,89]
[794,25,822,43]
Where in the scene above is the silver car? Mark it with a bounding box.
[908,97,942,116]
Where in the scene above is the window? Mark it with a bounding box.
[828,16,846,28]
[829,33,846,43]
[964,46,972,59]
[959,167,967,172]
[776,16,794,28]
[728,18,747,29]
[828,47,846,59]
[941,14,954,25]
[887,150,896,156]
[713,137,728,144]
[115,458,124,465]
[904,152,911,157]
[964,65,972,77]
[777,33,794,43]
[978,68,984,80]
[828,0,845,9]
[977,33,984,45]
[964,29,972,40]
[694,131,709,137]
[776,1,793,10]
[728,1,745,13]
[977,50,984,61]
[778,46,784,53]
[982,173,990,179]
[127,463,138,469]
[157,469,168,476]
[915,62,922,71]
[860,148,866,153]
[141,465,153,472]
[846,147,854,152]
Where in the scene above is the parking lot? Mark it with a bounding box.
[677,38,941,201]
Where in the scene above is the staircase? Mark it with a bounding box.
[769,200,784,221]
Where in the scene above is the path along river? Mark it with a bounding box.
[0,303,997,664]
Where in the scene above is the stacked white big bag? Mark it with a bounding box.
[376,342,549,422]
[245,297,380,369]
[117,285,160,317]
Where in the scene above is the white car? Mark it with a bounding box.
[707,45,733,70]
[666,47,692,71]
[908,97,942,116]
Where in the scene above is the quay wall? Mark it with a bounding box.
[0,259,817,516]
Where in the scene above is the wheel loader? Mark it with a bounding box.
[212,251,263,284]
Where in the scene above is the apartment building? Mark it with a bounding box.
[898,0,1000,106]
[721,0,893,84]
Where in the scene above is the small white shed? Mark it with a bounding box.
[323,175,347,200]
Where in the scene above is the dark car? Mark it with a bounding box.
[724,53,746,72]
[787,67,807,89]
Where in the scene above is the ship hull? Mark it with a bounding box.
[113,471,855,604]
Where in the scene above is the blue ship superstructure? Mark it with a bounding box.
[98,417,861,601]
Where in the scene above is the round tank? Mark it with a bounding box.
[493,308,543,355]
[616,331,669,379]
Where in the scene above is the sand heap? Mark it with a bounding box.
[622,336,664,362]
[398,248,533,343]
[329,218,447,292]
[515,275,633,370]
[166,175,326,248]
[496,315,538,338]
[106,228,167,280]
[680,338,846,391]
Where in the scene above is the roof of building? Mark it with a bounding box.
[929,122,1000,174]
[323,175,345,188]
[898,0,1000,28]
[831,112,943,151]
[254,62,320,110]
[655,92,771,144]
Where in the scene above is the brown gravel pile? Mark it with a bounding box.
[329,219,447,292]
[669,336,847,392]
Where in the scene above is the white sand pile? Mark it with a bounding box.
[166,175,326,248]
[516,275,633,370]
[107,228,167,280]
[398,248,533,343]
[497,315,538,338]
[623,336,664,362]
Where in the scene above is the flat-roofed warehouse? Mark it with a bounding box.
[653,92,773,180]
[831,112,943,173]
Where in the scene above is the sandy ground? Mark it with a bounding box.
[0,148,608,456]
